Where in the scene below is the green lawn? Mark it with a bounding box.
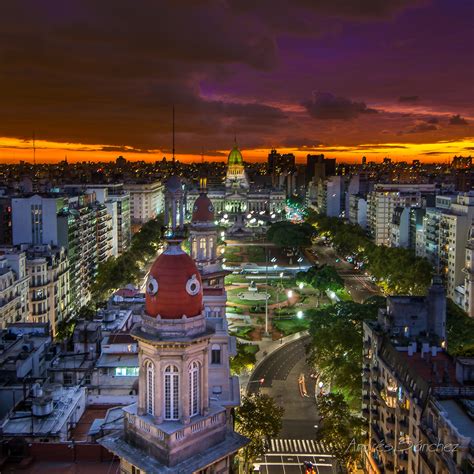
[273,317,310,336]
[246,245,266,262]
[229,325,254,340]
[227,286,288,306]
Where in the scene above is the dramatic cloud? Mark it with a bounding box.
[400,122,438,134]
[449,114,468,125]
[0,0,472,161]
[398,95,419,102]
[303,92,378,120]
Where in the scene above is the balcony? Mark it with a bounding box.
[419,449,436,473]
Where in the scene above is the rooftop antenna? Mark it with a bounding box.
[32,131,36,165]
[172,105,175,163]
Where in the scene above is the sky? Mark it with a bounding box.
[0,0,473,164]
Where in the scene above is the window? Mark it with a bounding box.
[164,365,179,420]
[145,361,154,416]
[189,362,200,417]
[115,367,139,377]
[63,373,73,385]
[131,467,141,474]
[211,344,221,365]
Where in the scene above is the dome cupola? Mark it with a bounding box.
[192,192,215,223]
[145,242,203,319]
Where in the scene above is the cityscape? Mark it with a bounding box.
[0,2,473,474]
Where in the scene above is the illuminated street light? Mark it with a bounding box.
[297,310,303,319]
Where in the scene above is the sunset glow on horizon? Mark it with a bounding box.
[1,136,473,165]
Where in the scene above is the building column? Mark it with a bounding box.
[202,348,209,415]
[181,356,190,425]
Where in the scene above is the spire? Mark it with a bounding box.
[172,105,175,163]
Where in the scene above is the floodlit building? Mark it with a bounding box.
[188,144,286,225]
[99,203,247,472]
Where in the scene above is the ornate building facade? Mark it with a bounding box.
[187,144,286,219]
[100,183,246,473]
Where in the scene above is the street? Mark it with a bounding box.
[309,243,381,303]
[248,337,336,473]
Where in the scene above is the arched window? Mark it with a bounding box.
[145,360,154,416]
[211,344,221,365]
[191,237,197,259]
[208,237,214,259]
[199,237,206,260]
[164,365,179,420]
[189,361,200,417]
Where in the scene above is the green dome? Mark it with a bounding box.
[228,146,243,166]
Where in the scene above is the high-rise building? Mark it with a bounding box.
[362,278,474,473]
[438,192,474,300]
[64,184,131,256]
[463,224,474,317]
[124,180,164,228]
[0,249,29,328]
[267,149,296,195]
[22,244,70,336]
[0,196,13,245]
[12,193,115,312]
[306,154,336,184]
[367,184,436,246]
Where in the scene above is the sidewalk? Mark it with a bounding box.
[238,330,309,392]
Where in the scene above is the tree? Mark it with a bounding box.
[267,221,315,250]
[296,265,344,296]
[235,393,284,470]
[91,214,164,302]
[306,300,383,402]
[316,393,366,472]
[230,342,258,376]
[306,213,433,296]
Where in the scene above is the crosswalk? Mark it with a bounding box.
[268,438,333,455]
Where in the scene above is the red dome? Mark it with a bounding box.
[192,193,215,223]
[145,244,203,319]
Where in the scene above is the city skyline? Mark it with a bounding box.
[0,0,473,164]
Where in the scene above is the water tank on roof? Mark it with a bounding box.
[103,312,117,322]
[32,395,53,417]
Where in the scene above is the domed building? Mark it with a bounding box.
[187,143,286,232]
[100,231,247,472]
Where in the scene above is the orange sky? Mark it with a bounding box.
[0,136,472,165]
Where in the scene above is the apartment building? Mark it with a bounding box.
[0,250,29,328]
[367,184,436,246]
[124,180,164,226]
[363,278,474,473]
[22,244,70,336]
[64,184,131,255]
[438,193,474,300]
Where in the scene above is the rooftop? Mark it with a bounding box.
[1,385,85,437]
